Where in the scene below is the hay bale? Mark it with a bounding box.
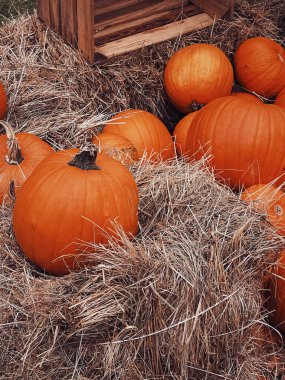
[0,158,284,379]
[0,1,285,379]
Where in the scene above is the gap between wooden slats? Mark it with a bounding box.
[95,4,201,45]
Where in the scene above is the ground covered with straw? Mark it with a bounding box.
[1,1,285,379]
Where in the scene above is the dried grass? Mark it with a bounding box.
[0,0,285,379]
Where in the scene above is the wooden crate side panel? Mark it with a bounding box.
[60,0,78,46]
[95,0,190,29]
[191,0,233,18]
[78,0,95,62]
[226,0,235,19]
[95,0,145,17]
[37,0,51,25]
[95,12,214,60]
[49,0,61,33]
[94,4,201,46]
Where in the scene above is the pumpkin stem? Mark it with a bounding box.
[68,145,101,171]
[0,121,24,165]
[191,101,203,112]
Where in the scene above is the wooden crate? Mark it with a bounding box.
[37,0,234,63]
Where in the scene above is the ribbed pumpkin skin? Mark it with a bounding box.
[103,110,174,162]
[234,37,285,98]
[230,92,262,103]
[185,96,285,189]
[0,82,7,119]
[275,87,285,108]
[267,251,285,333]
[173,111,198,157]
[241,184,285,236]
[164,44,234,113]
[13,149,139,275]
[0,132,53,203]
[92,132,138,165]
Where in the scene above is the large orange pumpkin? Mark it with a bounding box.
[185,96,285,189]
[92,132,138,166]
[173,111,198,157]
[0,121,53,203]
[275,87,285,108]
[13,146,139,275]
[103,109,174,162]
[230,92,262,103]
[164,44,234,113]
[0,81,7,119]
[234,37,285,98]
[241,184,285,236]
[267,250,285,332]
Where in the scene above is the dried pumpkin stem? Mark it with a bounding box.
[68,145,100,171]
[0,121,24,165]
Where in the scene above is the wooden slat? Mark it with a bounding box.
[95,4,201,46]
[77,0,95,62]
[191,0,232,19]
[60,0,78,46]
[37,0,51,26]
[37,0,44,20]
[95,0,146,17]
[95,0,190,28]
[225,0,234,19]
[94,12,214,60]
[49,0,61,33]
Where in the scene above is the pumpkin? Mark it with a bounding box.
[92,132,138,165]
[234,37,285,98]
[0,121,53,203]
[173,111,198,157]
[230,92,262,103]
[164,44,234,113]
[185,96,285,189]
[13,146,139,275]
[0,81,7,119]
[241,184,285,236]
[267,250,285,332]
[275,87,285,108]
[103,109,174,162]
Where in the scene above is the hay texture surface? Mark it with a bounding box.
[0,1,285,379]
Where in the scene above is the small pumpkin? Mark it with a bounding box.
[230,92,262,103]
[185,96,285,189]
[0,121,53,203]
[267,250,285,333]
[241,184,285,236]
[173,111,198,157]
[0,81,7,119]
[164,44,234,113]
[92,132,138,165]
[234,37,285,98]
[13,146,139,275]
[275,87,285,108]
[103,109,174,162]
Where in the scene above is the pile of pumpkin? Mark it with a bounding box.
[1,36,285,341]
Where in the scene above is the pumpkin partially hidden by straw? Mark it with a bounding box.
[103,109,175,163]
[0,121,53,203]
[241,184,285,236]
[92,132,138,166]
